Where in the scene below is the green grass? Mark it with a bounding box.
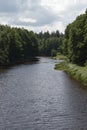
[55,62,87,88]
[55,61,68,70]
[53,53,68,60]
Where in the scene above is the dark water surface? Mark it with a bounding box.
[0,57,87,130]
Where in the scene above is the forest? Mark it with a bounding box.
[0,25,38,66]
[37,31,63,56]
[0,9,87,66]
[62,9,87,66]
[0,25,63,66]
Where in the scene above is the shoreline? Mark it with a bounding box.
[55,61,87,88]
[0,57,39,69]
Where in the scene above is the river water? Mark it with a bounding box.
[0,57,87,130]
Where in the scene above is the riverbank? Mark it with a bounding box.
[53,53,67,60]
[55,61,87,88]
[0,57,39,69]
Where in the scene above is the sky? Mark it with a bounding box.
[0,0,87,33]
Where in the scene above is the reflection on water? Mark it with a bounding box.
[0,57,87,130]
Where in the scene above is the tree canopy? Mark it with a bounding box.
[62,10,87,65]
[2,9,87,67]
[0,25,38,66]
[37,31,63,56]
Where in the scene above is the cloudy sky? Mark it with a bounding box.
[0,0,87,33]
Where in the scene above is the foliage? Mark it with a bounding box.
[55,61,68,70]
[37,31,64,56]
[55,62,87,87]
[0,25,38,66]
[0,25,64,66]
[51,49,57,57]
[53,53,68,60]
[62,10,87,65]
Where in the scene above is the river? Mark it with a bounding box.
[0,57,87,130]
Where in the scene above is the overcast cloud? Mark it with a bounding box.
[0,0,87,33]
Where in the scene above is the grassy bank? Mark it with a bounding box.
[55,61,87,88]
[53,53,68,60]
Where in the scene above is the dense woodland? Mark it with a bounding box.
[0,25,63,66]
[0,10,87,66]
[62,10,87,66]
[0,25,38,66]
[37,31,63,56]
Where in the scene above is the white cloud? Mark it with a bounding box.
[19,17,37,23]
[0,0,87,33]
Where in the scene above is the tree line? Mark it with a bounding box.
[0,9,87,66]
[38,9,87,66]
[0,25,38,66]
[37,31,63,56]
[0,25,63,66]
[62,9,87,66]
